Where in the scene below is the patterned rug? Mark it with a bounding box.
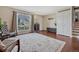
[12,33,65,52]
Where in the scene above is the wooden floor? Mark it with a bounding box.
[38,31,79,52]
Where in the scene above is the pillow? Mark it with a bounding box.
[0,40,6,52]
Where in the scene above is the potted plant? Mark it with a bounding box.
[0,18,3,31]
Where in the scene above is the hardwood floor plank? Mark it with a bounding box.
[38,31,79,52]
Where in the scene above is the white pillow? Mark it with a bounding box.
[0,40,6,51]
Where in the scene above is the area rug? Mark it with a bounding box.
[12,33,65,52]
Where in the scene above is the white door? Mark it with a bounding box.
[62,10,72,36]
[57,9,72,36]
[57,11,63,35]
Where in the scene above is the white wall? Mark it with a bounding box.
[33,15,43,30]
[43,14,56,30]
[47,15,56,28]
[0,6,13,31]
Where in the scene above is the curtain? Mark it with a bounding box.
[11,11,17,32]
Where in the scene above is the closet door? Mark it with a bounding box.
[57,9,72,36]
[57,11,63,35]
[62,10,72,36]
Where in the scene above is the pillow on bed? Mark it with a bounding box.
[0,40,6,51]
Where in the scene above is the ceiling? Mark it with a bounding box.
[10,6,71,15]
